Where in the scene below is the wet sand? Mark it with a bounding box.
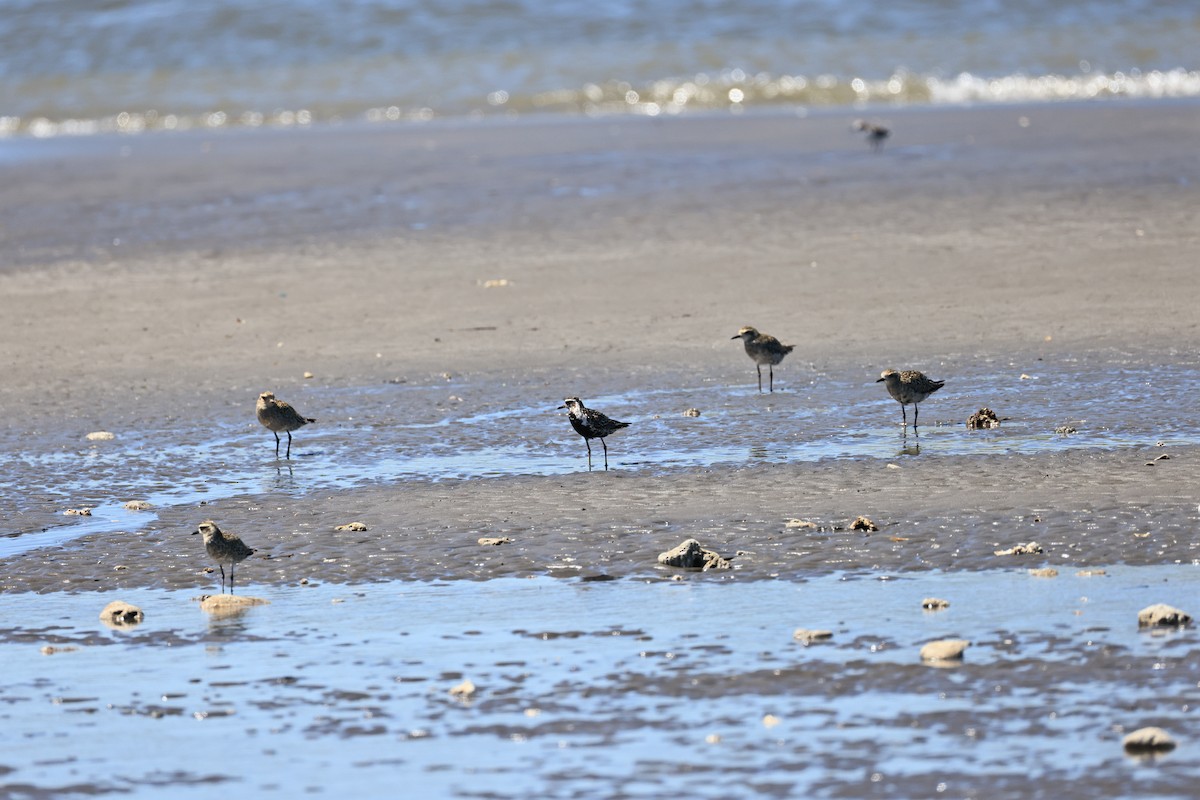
[2,100,1199,796]
[4,441,1200,592]
[3,100,1199,544]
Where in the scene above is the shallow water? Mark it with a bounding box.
[2,567,1196,797]
[3,353,1197,556]
[2,0,1199,136]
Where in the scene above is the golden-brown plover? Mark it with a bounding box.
[877,369,945,430]
[853,119,890,151]
[732,326,795,393]
[256,391,315,459]
[192,520,256,594]
[559,397,630,471]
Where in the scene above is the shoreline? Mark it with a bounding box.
[4,79,1200,143]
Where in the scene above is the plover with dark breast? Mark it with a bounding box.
[877,369,945,431]
[256,391,315,458]
[853,119,890,151]
[732,326,795,393]
[559,397,630,471]
[192,520,256,594]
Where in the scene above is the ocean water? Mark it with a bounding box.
[2,0,1199,137]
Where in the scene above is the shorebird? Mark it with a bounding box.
[852,119,890,151]
[732,326,794,393]
[256,391,315,458]
[877,369,945,431]
[559,397,630,471]
[192,520,256,594]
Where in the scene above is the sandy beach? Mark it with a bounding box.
[2,100,1199,797]
[4,100,1200,558]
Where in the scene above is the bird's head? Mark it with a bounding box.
[193,520,221,541]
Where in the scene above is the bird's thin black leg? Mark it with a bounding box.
[601,437,609,471]
[219,564,227,594]
[230,562,236,593]
[901,405,908,430]
[769,365,775,393]
[585,438,592,471]
[756,364,763,393]
[914,403,920,431]
[286,431,293,459]
[273,431,281,457]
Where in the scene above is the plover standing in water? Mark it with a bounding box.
[877,369,945,431]
[257,391,315,458]
[852,119,890,151]
[192,520,256,594]
[732,326,795,393]
[559,397,630,471]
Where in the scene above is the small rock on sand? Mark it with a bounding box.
[849,516,878,532]
[86,431,115,441]
[478,537,512,546]
[793,628,833,644]
[922,598,950,610]
[657,538,731,570]
[966,407,1001,429]
[920,639,970,662]
[449,679,476,698]
[123,500,153,511]
[100,601,144,627]
[994,541,1043,556]
[200,595,269,614]
[785,519,819,529]
[1054,425,1078,435]
[682,408,701,417]
[1137,603,1192,628]
[1076,568,1107,577]
[1029,567,1059,578]
[63,508,92,516]
[335,522,368,532]
[1123,727,1177,754]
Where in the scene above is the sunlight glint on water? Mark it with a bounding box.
[3,361,1198,555]
[1,0,1199,136]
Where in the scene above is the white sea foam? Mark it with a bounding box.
[0,0,1196,137]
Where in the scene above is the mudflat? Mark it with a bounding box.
[3,101,1199,572]
[2,100,1198,799]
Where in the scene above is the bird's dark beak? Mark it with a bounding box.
[557,404,566,410]
[875,377,885,383]
[190,529,199,535]
[730,334,739,340]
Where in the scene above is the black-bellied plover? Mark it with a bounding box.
[559,397,630,471]
[877,369,945,431]
[257,391,315,459]
[192,520,256,594]
[732,326,794,393]
[852,119,890,151]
